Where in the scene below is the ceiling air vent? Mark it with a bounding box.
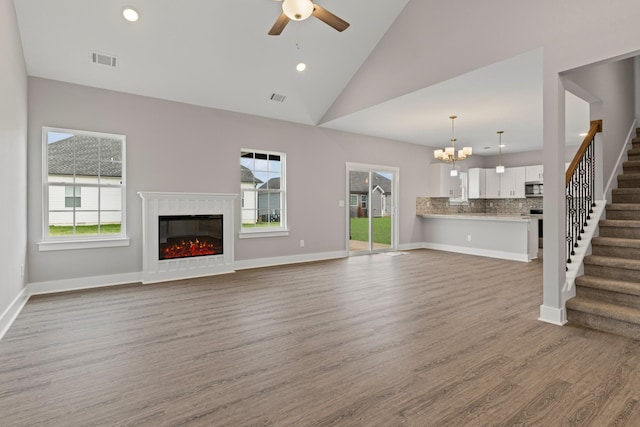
[90,51,117,68]
[270,93,286,103]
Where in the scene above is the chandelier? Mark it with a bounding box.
[433,115,473,165]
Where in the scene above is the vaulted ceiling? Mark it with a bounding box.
[14,0,588,155]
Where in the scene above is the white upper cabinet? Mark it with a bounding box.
[485,169,501,198]
[468,168,486,199]
[501,167,526,198]
[427,163,462,198]
[525,165,544,182]
[485,166,525,198]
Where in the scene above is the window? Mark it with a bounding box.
[349,194,358,206]
[40,127,129,251]
[240,150,287,238]
[361,194,368,209]
[65,186,81,208]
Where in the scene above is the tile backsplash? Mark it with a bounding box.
[416,197,543,216]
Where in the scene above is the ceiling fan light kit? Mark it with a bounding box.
[268,0,350,35]
[282,0,314,20]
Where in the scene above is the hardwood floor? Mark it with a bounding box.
[1,249,639,426]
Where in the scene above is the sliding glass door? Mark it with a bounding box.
[347,163,398,254]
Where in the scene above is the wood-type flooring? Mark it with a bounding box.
[1,249,639,426]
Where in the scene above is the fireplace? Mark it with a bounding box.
[159,215,223,260]
[139,192,237,283]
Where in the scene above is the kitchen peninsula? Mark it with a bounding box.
[417,198,539,262]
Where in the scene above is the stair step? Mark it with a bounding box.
[598,219,640,238]
[567,297,640,340]
[592,236,640,259]
[617,174,640,188]
[584,255,640,282]
[605,203,640,219]
[628,150,640,161]
[623,160,640,174]
[575,275,640,308]
[612,188,640,204]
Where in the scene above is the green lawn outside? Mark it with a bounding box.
[350,216,391,245]
[242,222,281,228]
[49,224,121,236]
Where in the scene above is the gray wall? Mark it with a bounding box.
[27,78,429,283]
[563,58,636,186]
[0,0,28,320]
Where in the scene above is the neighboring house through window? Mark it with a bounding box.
[240,150,288,238]
[40,127,129,251]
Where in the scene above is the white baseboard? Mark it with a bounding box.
[234,250,347,270]
[398,242,425,251]
[28,272,142,295]
[539,304,567,326]
[0,287,30,341]
[421,242,532,262]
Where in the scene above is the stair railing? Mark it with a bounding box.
[566,119,603,269]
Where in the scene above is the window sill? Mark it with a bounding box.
[38,236,130,252]
[238,229,289,239]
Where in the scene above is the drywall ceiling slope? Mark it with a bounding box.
[14,0,409,126]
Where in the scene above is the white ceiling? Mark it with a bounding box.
[14,0,589,155]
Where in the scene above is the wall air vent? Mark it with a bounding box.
[90,51,118,68]
[270,93,286,103]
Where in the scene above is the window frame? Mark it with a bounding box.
[39,127,130,251]
[239,149,288,239]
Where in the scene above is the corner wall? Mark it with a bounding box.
[0,0,28,336]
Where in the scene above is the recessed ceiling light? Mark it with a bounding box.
[296,62,306,72]
[122,7,139,22]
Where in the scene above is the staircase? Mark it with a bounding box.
[567,128,640,340]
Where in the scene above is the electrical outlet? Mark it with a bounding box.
[490,202,493,207]
[300,240,305,248]
[519,202,523,208]
[467,234,472,242]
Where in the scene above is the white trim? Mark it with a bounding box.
[234,250,346,270]
[539,304,567,326]
[604,119,636,201]
[42,126,127,245]
[563,200,606,294]
[28,272,142,295]
[0,288,30,341]
[345,162,400,253]
[399,242,424,251]
[38,236,130,251]
[421,242,532,262]
[238,229,290,239]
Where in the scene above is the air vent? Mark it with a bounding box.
[90,51,117,68]
[270,93,286,103]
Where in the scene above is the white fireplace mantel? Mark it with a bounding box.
[138,192,238,284]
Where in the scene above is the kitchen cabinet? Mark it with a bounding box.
[485,169,500,198]
[502,167,526,198]
[427,163,462,198]
[525,165,543,182]
[485,166,525,198]
[468,168,486,199]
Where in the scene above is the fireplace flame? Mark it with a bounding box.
[160,238,220,260]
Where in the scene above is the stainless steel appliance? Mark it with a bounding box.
[525,182,543,198]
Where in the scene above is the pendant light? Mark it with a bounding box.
[496,131,505,174]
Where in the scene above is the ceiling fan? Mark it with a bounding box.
[268,0,350,36]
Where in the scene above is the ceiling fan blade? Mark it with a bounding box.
[268,12,290,35]
[311,4,350,32]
